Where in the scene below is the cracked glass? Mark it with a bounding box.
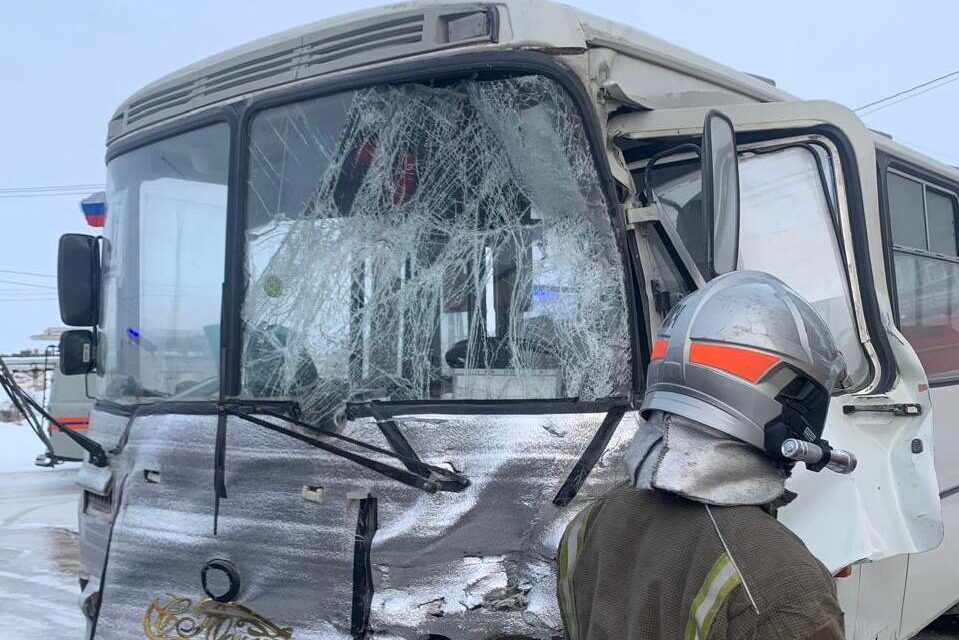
[241,75,629,421]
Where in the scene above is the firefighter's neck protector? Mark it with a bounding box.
[625,410,788,506]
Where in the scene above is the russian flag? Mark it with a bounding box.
[81,191,106,227]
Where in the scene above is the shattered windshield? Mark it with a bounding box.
[242,74,630,421]
[100,124,229,401]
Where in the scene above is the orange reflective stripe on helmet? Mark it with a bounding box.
[651,339,669,360]
[688,342,780,383]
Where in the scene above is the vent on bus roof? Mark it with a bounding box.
[201,49,299,98]
[126,80,194,124]
[126,48,300,125]
[112,5,497,140]
[302,14,425,69]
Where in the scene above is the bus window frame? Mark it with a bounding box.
[878,153,959,387]
[102,51,650,414]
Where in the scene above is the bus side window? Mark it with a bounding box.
[886,167,959,382]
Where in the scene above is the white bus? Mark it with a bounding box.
[56,2,953,638]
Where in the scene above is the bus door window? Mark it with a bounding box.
[646,143,869,389]
[886,168,959,382]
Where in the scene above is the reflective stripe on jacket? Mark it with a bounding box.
[556,485,844,640]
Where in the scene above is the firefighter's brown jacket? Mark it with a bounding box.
[557,484,844,640]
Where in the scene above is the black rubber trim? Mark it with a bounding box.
[212,411,228,535]
[553,404,628,506]
[201,558,241,602]
[345,396,629,420]
[814,125,895,392]
[350,495,379,639]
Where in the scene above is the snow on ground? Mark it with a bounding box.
[0,409,84,639]
[0,468,84,639]
[0,421,54,473]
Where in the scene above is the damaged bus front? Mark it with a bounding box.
[59,22,661,637]
[53,2,944,639]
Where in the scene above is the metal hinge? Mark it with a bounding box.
[626,205,658,226]
[842,403,922,417]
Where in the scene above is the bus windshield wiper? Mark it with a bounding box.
[0,356,108,467]
[220,403,470,494]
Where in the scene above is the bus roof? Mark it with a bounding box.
[107,0,793,145]
[872,131,959,180]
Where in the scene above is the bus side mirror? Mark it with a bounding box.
[58,233,100,326]
[59,330,96,375]
[701,110,740,277]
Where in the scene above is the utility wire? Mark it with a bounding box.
[0,191,102,200]
[0,279,56,289]
[0,182,104,200]
[855,69,959,115]
[0,269,55,279]
[0,183,104,193]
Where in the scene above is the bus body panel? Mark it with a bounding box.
[900,494,959,637]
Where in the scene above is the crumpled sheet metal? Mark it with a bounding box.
[92,409,638,639]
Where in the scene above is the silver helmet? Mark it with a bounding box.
[640,270,847,467]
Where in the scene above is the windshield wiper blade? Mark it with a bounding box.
[222,405,470,494]
[0,356,108,467]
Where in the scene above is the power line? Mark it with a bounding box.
[860,77,959,118]
[0,269,55,279]
[0,182,104,201]
[0,279,56,290]
[0,191,101,200]
[855,69,959,115]
[0,183,104,193]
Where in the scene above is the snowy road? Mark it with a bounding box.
[0,420,84,638]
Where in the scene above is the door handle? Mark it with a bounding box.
[842,403,922,417]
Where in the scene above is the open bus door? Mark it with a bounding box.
[610,101,942,638]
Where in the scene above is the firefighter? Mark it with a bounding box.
[557,270,852,640]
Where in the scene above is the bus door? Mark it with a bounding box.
[609,101,942,634]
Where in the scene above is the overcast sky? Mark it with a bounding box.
[0,0,956,353]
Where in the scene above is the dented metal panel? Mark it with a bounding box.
[92,409,638,638]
